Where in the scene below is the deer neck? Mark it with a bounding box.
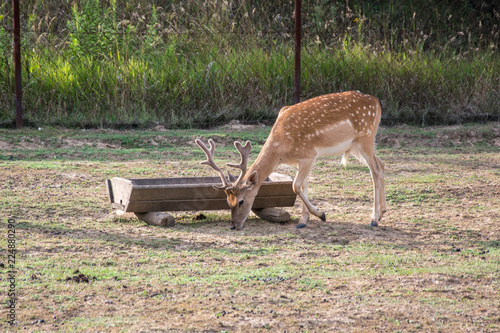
[246,143,281,187]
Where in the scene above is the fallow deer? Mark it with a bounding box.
[196,91,386,230]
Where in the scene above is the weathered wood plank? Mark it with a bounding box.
[125,195,296,213]
[106,177,133,210]
[127,183,294,202]
[127,198,231,213]
[126,177,222,186]
[129,185,226,201]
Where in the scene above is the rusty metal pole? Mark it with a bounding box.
[293,0,302,104]
[13,0,23,128]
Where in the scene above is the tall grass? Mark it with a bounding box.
[0,0,498,127]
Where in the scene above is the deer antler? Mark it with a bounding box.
[195,139,230,190]
[226,140,252,187]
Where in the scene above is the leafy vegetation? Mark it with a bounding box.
[0,1,498,127]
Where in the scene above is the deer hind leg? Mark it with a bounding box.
[293,158,325,229]
[350,141,385,226]
[374,155,387,219]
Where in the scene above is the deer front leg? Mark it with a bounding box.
[293,159,326,229]
[296,178,310,229]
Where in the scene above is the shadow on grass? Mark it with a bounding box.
[7,215,421,254]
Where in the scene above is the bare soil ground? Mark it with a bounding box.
[0,123,499,332]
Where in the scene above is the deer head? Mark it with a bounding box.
[195,139,259,230]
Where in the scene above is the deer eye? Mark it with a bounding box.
[238,200,245,206]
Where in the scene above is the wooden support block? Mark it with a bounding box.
[135,212,175,227]
[115,209,133,217]
[252,208,290,223]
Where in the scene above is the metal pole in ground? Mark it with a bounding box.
[293,0,301,105]
[13,0,23,129]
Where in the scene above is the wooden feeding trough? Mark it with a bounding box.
[106,173,296,227]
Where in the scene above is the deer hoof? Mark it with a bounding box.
[296,223,307,229]
[370,220,379,227]
[320,212,326,222]
[230,225,236,230]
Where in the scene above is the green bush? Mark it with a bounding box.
[0,0,498,127]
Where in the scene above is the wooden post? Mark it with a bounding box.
[293,0,302,105]
[12,0,23,128]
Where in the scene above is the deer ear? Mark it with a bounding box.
[247,171,258,188]
[227,170,237,183]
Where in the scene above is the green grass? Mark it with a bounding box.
[2,42,497,127]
